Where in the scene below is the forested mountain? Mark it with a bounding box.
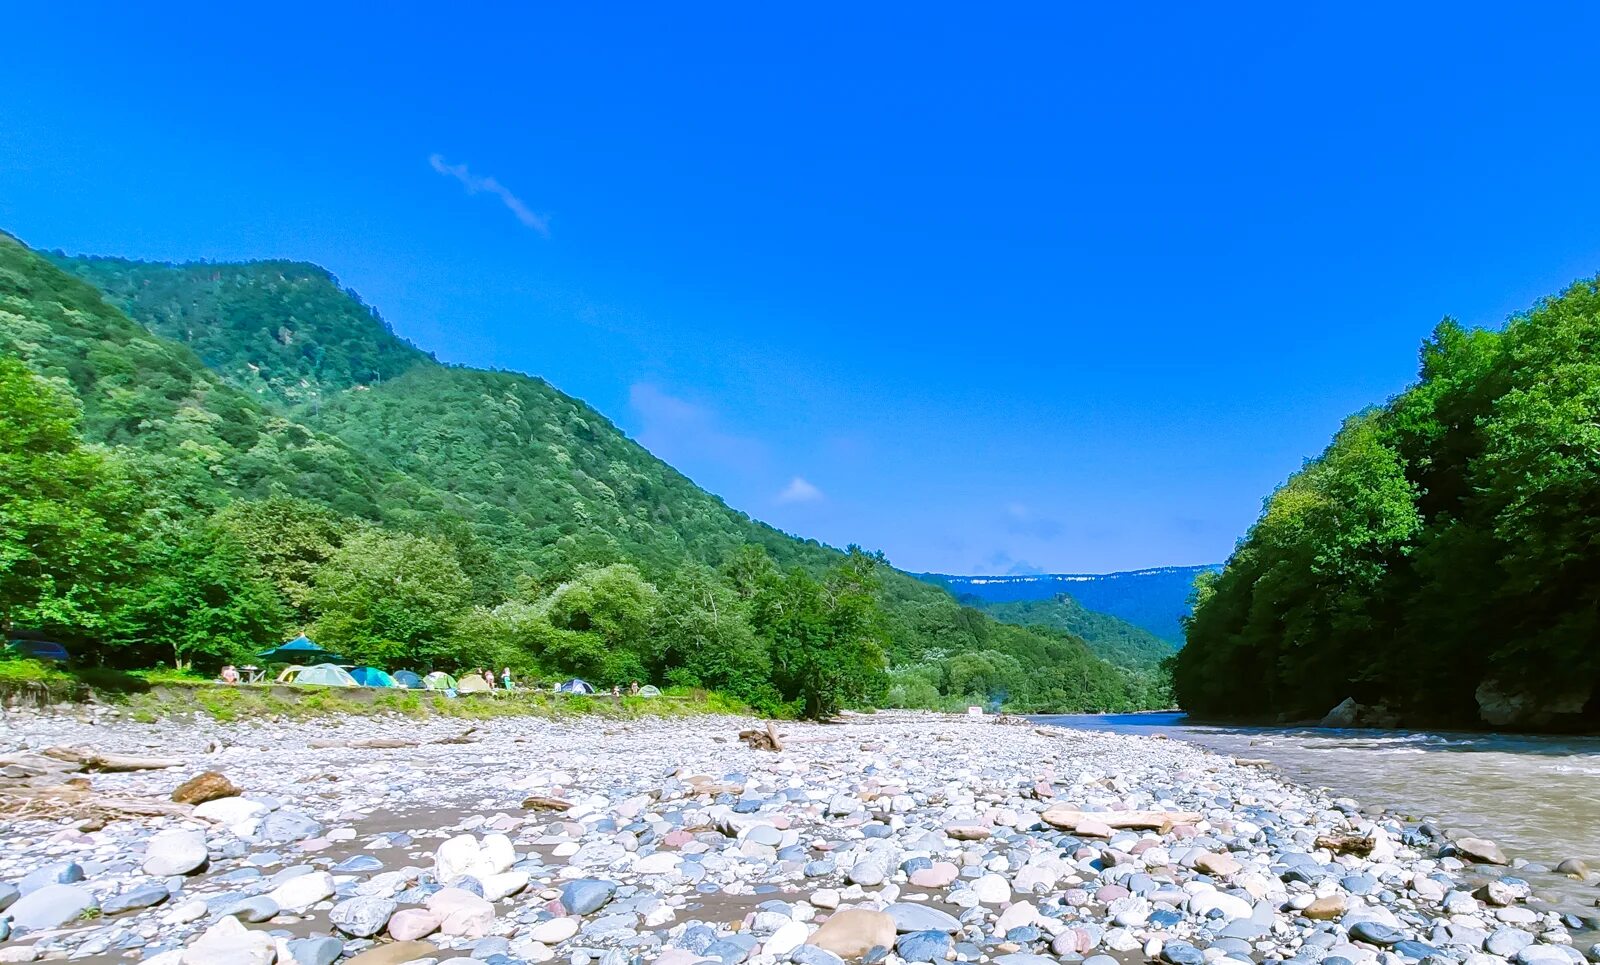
[1175,278,1600,731]
[969,594,1176,672]
[2,231,1165,714]
[918,565,1215,642]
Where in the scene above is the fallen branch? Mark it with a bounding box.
[521,795,574,811]
[40,747,182,772]
[1315,834,1375,857]
[1041,808,1203,835]
[739,722,784,752]
[432,727,479,745]
[0,785,192,828]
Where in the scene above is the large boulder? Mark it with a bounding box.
[807,909,896,960]
[1476,679,1593,728]
[143,828,209,876]
[1318,698,1401,729]
[180,916,274,965]
[5,883,96,930]
[171,771,241,804]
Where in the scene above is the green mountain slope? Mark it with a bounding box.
[4,233,1165,712]
[971,593,1177,671]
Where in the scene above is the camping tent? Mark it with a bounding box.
[294,663,357,687]
[276,665,306,683]
[349,667,398,688]
[4,639,69,663]
[423,672,458,691]
[392,670,423,689]
[637,684,662,697]
[258,634,343,665]
[557,678,595,694]
[456,673,492,693]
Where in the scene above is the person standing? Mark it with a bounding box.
[501,667,512,691]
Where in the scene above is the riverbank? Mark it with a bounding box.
[0,712,1596,964]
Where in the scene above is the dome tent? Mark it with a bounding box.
[556,678,595,694]
[294,664,357,687]
[349,667,398,688]
[276,665,306,683]
[637,685,662,697]
[423,672,458,691]
[392,670,423,689]
[456,673,492,693]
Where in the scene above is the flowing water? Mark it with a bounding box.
[1032,712,1600,919]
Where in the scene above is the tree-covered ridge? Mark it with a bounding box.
[0,232,393,516]
[972,593,1177,671]
[5,230,1165,715]
[50,254,433,408]
[1175,278,1600,729]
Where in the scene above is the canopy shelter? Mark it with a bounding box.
[556,678,595,694]
[392,670,423,689]
[257,634,343,666]
[456,673,492,693]
[349,666,398,688]
[637,685,662,697]
[423,672,458,691]
[294,663,357,687]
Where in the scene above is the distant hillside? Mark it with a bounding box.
[971,594,1177,671]
[916,565,1218,642]
[0,233,1169,714]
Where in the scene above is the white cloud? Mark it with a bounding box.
[629,383,768,469]
[429,154,549,236]
[775,476,825,505]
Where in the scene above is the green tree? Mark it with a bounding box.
[309,530,472,667]
[0,356,142,643]
[213,496,354,624]
[541,563,658,682]
[755,550,890,718]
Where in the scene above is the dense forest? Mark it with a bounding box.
[1,232,1164,716]
[970,594,1176,676]
[1175,278,1600,730]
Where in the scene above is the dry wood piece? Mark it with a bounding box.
[0,783,192,828]
[739,722,785,751]
[521,795,575,811]
[433,727,479,745]
[1041,808,1203,833]
[1233,758,1274,768]
[40,747,182,772]
[1315,833,1376,857]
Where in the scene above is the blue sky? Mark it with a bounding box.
[4,4,1600,574]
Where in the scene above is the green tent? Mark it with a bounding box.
[423,672,458,691]
[295,663,357,687]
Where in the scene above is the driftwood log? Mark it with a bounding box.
[39,747,182,772]
[1315,833,1376,856]
[309,727,478,750]
[1041,808,1203,835]
[739,722,784,752]
[521,795,574,811]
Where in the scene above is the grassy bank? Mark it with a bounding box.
[0,658,748,722]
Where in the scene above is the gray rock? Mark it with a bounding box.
[1162,942,1206,965]
[4,883,96,930]
[19,861,84,894]
[143,828,209,876]
[219,895,280,923]
[330,896,396,937]
[1486,928,1536,958]
[287,936,345,965]
[1454,837,1509,865]
[561,878,618,915]
[102,883,170,915]
[0,883,17,913]
[260,808,323,844]
[1517,947,1578,965]
[792,947,847,965]
[886,903,962,934]
[896,930,953,962]
[1349,921,1407,947]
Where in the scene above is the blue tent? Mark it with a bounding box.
[5,639,69,663]
[349,666,398,688]
[257,634,343,664]
[557,678,595,694]
[392,670,423,689]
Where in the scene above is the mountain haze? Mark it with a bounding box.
[917,565,1216,642]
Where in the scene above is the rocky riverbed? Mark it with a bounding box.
[0,709,1597,965]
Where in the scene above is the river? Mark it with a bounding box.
[1032,712,1600,920]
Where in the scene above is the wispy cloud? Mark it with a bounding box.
[428,154,549,236]
[629,383,768,470]
[1003,501,1065,540]
[775,476,825,505]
